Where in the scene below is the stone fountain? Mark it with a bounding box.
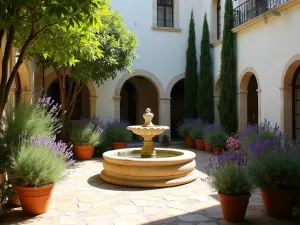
[100,108,197,188]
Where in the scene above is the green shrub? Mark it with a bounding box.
[10,136,74,187]
[190,124,204,139]
[69,123,102,146]
[204,130,227,148]
[105,126,132,142]
[202,151,254,196]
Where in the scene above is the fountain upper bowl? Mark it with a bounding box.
[127,125,169,136]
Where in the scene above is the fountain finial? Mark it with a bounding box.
[143,108,154,127]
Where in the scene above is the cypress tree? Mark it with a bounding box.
[197,14,214,123]
[184,10,198,119]
[218,0,238,133]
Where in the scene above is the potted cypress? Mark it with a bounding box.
[202,150,254,222]
[249,136,300,219]
[70,122,102,160]
[10,136,74,215]
[161,135,170,147]
[105,121,132,149]
[190,124,205,151]
[205,130,227,155]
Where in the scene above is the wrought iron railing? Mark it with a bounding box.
[233,0,289,27]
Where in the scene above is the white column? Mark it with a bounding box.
[113,95,121,121]
[238,89,248,131]
[158,97,171,140]
[279,86,293,137]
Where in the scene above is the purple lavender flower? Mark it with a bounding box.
[203,124,223,136]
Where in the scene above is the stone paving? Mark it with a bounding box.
[0,149,298,225]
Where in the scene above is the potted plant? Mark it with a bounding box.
[161,135,170,147]
[190,124,205,151]
[69,121,102,160]
[203,124,222,152]
[248,135,300,219]
[205,130,227,155]
[105,121,132,149]
[226,136,241,151]
[10,136,75,215]
[177,119,194,148]
[202,150,254,222]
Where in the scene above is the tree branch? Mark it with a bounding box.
[36,23,58,36]
[67,82,83,121]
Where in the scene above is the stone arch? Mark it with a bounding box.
[165,73,185,98]
[113,69,170,138]
[238,67,261,130]
[44,70,97,117]
[18,63,31,90]
[214,76,220,124]
[114,69,164,98]
[280,54,300,137]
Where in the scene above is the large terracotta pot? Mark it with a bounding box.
[16,183,54,215]
[219,192,251,222]
[195,139,205,151]
[74,146,95,160]
[213,147,222,156]
[260,188,297,219]
[112,142,128,150]
[8,186,21,206]
[204,141,213,152]
[184,136,195,148]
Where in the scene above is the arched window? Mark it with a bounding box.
[293,67,300,138]
[217,0,221,40]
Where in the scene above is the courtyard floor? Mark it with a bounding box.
[0,148,298,225]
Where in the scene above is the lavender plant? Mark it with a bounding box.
[190,124,205,139]
[10,136,74,187]
[177,118,204,137]
[0,95,62,172]
[69,120,103,146]
[205,130,228,148]
[104,120,132,142]
[248,136,300,190]
[202,150,254,196]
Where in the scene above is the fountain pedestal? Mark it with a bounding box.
[141,135,156,158]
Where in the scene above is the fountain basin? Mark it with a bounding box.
[100,148,197,188]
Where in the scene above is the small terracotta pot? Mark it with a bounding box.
[161,141,169,147]
[204,141,213,152]
[74,146,95,160]
[16,183,54,215]
[112,142,128,150]
[213,147,222,156]
[195,139,205,151]
[184,136,195,148]
[8,186,21,206]
[219,192,251,222]
[260,188,297,219]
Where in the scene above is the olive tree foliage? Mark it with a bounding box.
[0,0,108,120]
[28,8,138,140]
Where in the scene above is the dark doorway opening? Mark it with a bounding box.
[247,74,258,125]
[171,79,185,138]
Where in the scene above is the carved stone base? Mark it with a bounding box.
[100,148,197,188]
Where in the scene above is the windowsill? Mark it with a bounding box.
[211,39,222,48]
[151,26,181,32]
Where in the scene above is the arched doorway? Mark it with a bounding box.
[247,75,258,125]
[120,76,159,126]
[120,81,137,125]
[47,79,91,120]
[170,79,184,137]
[293,67,300,138]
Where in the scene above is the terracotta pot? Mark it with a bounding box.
[204,141,213,152]
[161,141,169,147]
[8,186,21,206]
[213,147,222,155]
[184,136,195,148]
[260,188,297,219]
[219,192,251,222]
[112,142,128,150]
[74,145,95,160]
[16,183,54,215]
[195,139,205,151]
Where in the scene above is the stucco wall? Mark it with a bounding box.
[235,3,300,129]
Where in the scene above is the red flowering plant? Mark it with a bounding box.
[226,137,241,151]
